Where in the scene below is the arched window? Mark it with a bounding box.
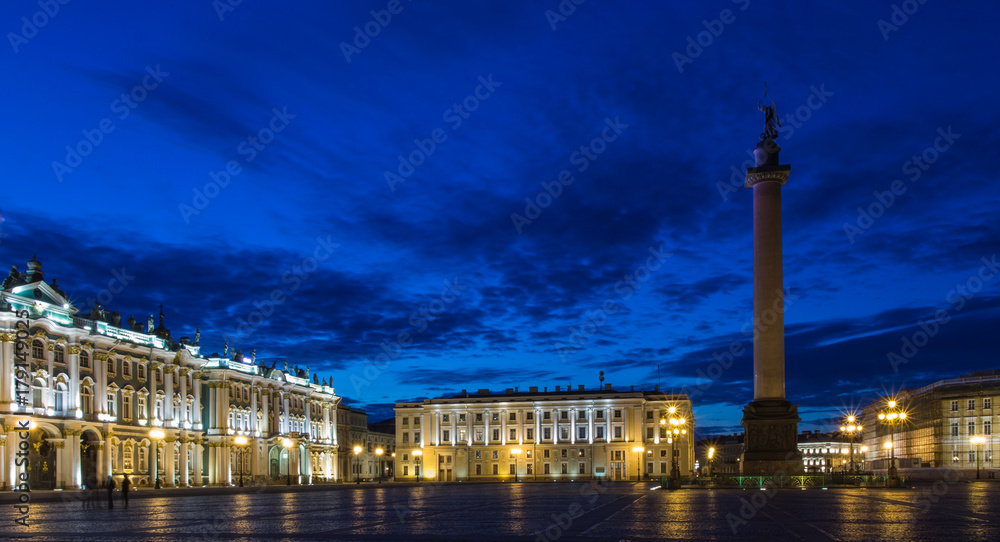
[138,364,147,381]
[32,340,44,360]
[122,361,131,378]
[80,351,90,368]
[54,382,67,412]
[123,442,134,471]
[32,378,45,409]
[137,446,146,473]
[81,386,93,415]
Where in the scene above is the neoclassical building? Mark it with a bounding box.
[395,385,694,482]
[860,370,1000,476]
[1,257,340,489]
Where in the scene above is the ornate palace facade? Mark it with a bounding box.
[1,257,341,489]
[395,385,694,482]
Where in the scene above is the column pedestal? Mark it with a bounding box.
[740,399,802,475]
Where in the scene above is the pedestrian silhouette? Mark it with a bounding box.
[106,475,116,509]
[121,475,131,508]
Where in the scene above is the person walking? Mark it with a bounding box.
[106,476,116,509]
[121,475,131,509]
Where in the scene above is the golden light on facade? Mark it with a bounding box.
[282,438,293,448]
[149,428,165,440]
[353,445,362,455]
[234,435,248,446]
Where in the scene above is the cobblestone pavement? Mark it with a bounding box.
[4,480,999,541]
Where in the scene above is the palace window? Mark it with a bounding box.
[123,361,131,378]
[492,429,500,441]
[968,421,976,435]
[402,417,408,426]
[614,427,622,439]
[646,411,653,420]
[124,444,134,472]
[138,447,147,472]
[561,449,567,458]
[951,400,959,411]
[580,462,586,473]
[459,413,466,422]
[647,428,654,439]
[475,429,484,441]
[544,463,550,474]
[403,466,408,476]
[969,450,976,462]
[969,399,976,410]
[984,398,992,409]
[492,464,498,475]
[107,392,116,416]
[442,430,450,441]
[561,463,568,474]
[561,411,568,420]
[543,412,551,420]
[509,412,516,421]
[492,450,498,459]
[951,422,959,436]
[475,413,483,422]
[614,410,622,418]
[509,464,516,475]
[414,431,420,442]
[82,387,93,415]
[107,359,115,376]
[123,394,132,420]
[492,413,499,422]
[526,428,533,440]
[526,412,533,421]
[543,428,551,440]
[80,351,90,368]
[54,346,64,364]
[526,464,533,475]
[32,340,44,360]
[138,364,146,381]
[596,427,605,439]
[509,428,516,440]
[560,427,568,440]
[442,414,449,423]
[985,421,992,435]
[543,449,550,458]
[596,411,604,419]
[475,450,481,460]
[475,465,481,475]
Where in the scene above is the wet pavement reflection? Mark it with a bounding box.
[9,480,1000,541]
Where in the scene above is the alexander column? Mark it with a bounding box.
[740,89,802,475]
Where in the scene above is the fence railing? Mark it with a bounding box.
[687,474,908,487]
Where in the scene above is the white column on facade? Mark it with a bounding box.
[192,375,202,429]
[304,397,312,439]
[535,409,541,445]
[518,409,524,445]
[165,439,176,486]
[1,337,13,411]
[260,390,269,434]
[653,408,660,444]
[571,409,576,444]
[552,409,558,444]
[193,440,203,485]
[282,392,290,434]
[150,363,160,423]
[180,441,189,486]
[164,365,175,425]
[501,410,507,445]
[322,404,330,441]
[178,369,188,425]
[67,345,80,415]
[451,412,457,446]
[420,413,426,447]
[587,407,594,446]
[606,407,612,442]
[484,410,490,445]
[45,343,54,412]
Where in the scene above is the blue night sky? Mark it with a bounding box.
[2,1,998,436]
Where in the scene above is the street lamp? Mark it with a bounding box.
[707,447,715,477]
[512,448,522,482]
[282,438,294,486]
[234,435,248,487]
[413,449,423,482]
[375,448,384,483]
[971,436,986,479]
[840,415,863,474]
[632,446,644,481]
[353,445,363,484]
[391,452,396,482]
[877,398,907,480]
[149,428,165,489]
[665,410,688,488]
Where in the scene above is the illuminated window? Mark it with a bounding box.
[124,444,134,471]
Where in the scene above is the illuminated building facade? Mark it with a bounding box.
[861,371,1000,476]
[0,257,339,489]
[395,385,694,482]
[336,404,395,482]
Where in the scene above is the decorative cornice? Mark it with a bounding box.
[68,345,82,355]
[94,353,109,362]
[744,165,791,188]
[33,330,47,339]
[56,337,67,345]
[0,332,15,342]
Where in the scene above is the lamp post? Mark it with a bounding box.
[353,446,363,484]
[512,448,522,482]
[840,415,863,475]
[413,449,423,482]
[632,446,644,481]
[282,438,294,486]
[877,399,906,482]
[149,428,165,489]
[971,436,986,480]
[234,436,248,487]
[375,448,384,483]
[707,447,715,477]
[391,452,396,482]
[665,407,687,489]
